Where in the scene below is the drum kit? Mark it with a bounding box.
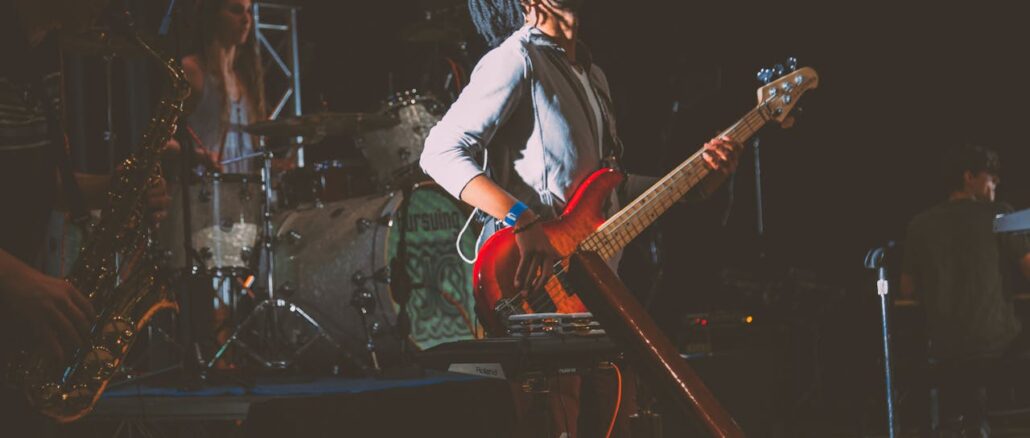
[159,89,480,376]
[49,2,480,378]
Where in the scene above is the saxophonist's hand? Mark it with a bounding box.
[0,253,96,361]
[162,138,222,172]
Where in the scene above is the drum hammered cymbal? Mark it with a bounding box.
[244,112,399,138]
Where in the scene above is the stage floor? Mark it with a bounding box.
[91,371,487,421]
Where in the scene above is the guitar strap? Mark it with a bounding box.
[585,71,624,171]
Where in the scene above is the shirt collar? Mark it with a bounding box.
[521,25,594,70]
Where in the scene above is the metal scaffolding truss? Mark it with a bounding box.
[254,3,302,121]
[253,2,304,163]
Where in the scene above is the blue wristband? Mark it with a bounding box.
[503,201,529,227]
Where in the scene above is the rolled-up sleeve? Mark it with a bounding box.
[420,43,528,199]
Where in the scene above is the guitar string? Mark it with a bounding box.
[512,110,764,315]
[513,127,743,313]
[504,102,775,316]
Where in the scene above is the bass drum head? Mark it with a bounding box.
[273,182,477,373]
[387,182,478,350]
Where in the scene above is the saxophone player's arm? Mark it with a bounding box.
[52,172,109,211]
[0,250,95,361]
[52,172,172,225]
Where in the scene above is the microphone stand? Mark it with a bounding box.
[161,0,210,386]
[864,243,897,438]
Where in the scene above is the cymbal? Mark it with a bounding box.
[244,112,399,138]
[60,28,145,57]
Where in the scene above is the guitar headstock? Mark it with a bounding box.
[756,58,819,125]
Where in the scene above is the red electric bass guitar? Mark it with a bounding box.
[473,67,819,335]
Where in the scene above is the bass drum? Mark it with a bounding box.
[273,182,479,373]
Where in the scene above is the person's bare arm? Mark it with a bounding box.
[459,175,521,221]
[59,172,110,210]
[181,55,205,115]
[53,172,170,224]
[53,171,114,211]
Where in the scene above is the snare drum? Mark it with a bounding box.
[355,90,445,188]
[273,181,478,371]
[161,173,262,273]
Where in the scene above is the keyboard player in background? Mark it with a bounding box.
[900,144,1030,435]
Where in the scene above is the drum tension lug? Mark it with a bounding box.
[352,267,390,286]
[356,218,374,233]
[350,289,376,309]
[373,266,390,284]
[282,230,302,245]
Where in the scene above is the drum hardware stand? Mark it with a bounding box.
[864,243,898,438]
[383,184,426,375]
[102,52,118,173]
[206,146,341,371]
[387,184,422,365]
[345,184,423,376]
[103,3,232,390]
[350,283,383,372]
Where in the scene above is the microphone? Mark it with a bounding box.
[864,241,895,295]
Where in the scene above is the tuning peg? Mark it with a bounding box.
[773,64,786,77]
[757,68,774,84]
[786,57,798,72]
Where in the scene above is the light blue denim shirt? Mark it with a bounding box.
[420,24,622,219]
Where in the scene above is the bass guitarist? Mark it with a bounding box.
[419,0,741,435]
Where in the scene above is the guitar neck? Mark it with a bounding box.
[581,104,772,259]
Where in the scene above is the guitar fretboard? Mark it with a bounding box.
[580,103,772,259]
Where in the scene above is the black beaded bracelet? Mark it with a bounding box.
[512,217,543,234]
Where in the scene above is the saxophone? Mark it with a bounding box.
[6,23,190,422]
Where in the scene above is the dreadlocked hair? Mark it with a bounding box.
[468,0,525,47]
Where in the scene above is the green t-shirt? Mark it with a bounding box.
[902,199,1030,359]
